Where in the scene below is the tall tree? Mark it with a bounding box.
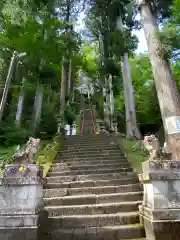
[137,0,180,159]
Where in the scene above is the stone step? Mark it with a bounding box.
[64,136,115,140]
[43,183,142,198]
[51,162,130,171]
[55,155,126,163]
[62,143,117,148]
[63,146,120,152]
[45,201,142,216]
[63,138,112,142]
[47,167,133,177]
[53,159,128,166]
[44,192,143,206]
[46,172,137,183]
[44,177,140,189]
[61,149,122,155]
[50,224,145,240]
[59,152,123,159]
[47,212,140,228]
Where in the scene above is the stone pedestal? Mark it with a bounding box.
[0,164,47,240]
[139,160,180,240]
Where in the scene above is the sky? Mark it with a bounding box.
[133,28,148,53]
[75,12,148,54]
[132,14,148,54]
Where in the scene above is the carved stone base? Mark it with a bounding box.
[0,164,47,240]
[139,160,180,240]
[139,213,180,240]
[0,227,38,240]
[0,211,49,240]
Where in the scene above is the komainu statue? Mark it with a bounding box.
[12,137,41,164]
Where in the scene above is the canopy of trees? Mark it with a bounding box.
[0,0,179,157]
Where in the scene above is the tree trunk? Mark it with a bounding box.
[109,74,114,130]
[70,71,75,102]
[117,16,140,139]
[67,59,72,106]
[139,0,180,159]
[0,52,16,122]
[33,88,43,134]
[15,87,25,126]
[60,61,66,120]
[98,39,105,119]
[123,53,141,139]
[99,32,109,126]
[121,58,134,139]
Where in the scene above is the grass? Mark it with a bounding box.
[36,136,62,177]
[0,145,17,176]
[120,138,148,173]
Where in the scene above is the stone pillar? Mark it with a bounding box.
[0,164,47,240]
[139,160,180,240]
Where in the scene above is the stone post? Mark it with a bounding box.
[139,159,180,240]
[0,163,47,240]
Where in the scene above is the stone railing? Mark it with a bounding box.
[0,137,47,239]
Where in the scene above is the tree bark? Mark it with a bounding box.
[98,39,105,120]
[33,88,43,134]
[60,60,66,119]
[70,70,75,102]
[67,59,72,106]
[0,52,16,122]
[15,87,25,126]
[123,53,141,139]
[109,74,114,130]
[121,57,134,139]
[139,0,180,159]
[117,16,140,139]
[99,32,109,126]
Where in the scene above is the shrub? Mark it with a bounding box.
[0,123,29,146]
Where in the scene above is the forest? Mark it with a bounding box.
[0,0,179,161]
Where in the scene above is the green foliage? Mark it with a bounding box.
[0,145,17,168]
[121,138,148,173]
[0,0,85,145]
[129,54,162,125]
[64,105,76,125]
[0,123,29,146]
[159,0,180,60]
[36,136,62,177]
[38,101,59,139]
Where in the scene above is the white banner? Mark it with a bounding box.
[165,116,180,134]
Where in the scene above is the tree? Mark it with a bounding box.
[85,0,141,134]
[137,0,180,159]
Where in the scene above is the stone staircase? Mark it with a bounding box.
[43,109,145,239]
